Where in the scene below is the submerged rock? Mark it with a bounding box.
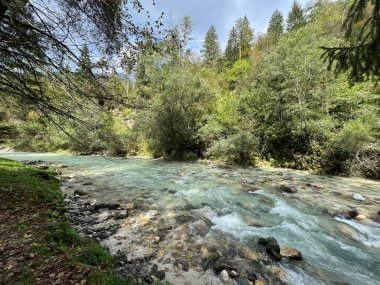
[279,184,297,193]
[280,247,303,261]
[258,237,282,261]
[352,193,366,202]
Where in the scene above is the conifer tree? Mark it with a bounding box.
[225,27,240,65]
[287,1,306,31]
[202,26,221,64]
[236,15,254,59]
[267,10,284,44]
[78,44,92,78]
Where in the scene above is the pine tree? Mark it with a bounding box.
[78,44,93,78]
[267,10,284,44]
[225,27,240,65]
[202,26,221,64]
[236,15,254,59]
[287,1,306,31]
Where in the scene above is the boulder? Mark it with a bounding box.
[352,193,366,202]
[93,202,120,211]
[74,189,89,196]
[355,215,366,221]
[280,247,303,261]
[279,184,297,193]
[258,237,282,261]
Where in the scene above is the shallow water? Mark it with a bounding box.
[1,152,380,285]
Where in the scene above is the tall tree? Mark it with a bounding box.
[236,15,254,59]
[287,1,306,31]
[202,26,221,64]
[267,10,284,44]
[322,0,380,82]
[78,44,93,78]
[225,27,240,65]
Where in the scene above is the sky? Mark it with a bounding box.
[143,0,311,52]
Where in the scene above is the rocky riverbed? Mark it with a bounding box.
[1,153,380,285]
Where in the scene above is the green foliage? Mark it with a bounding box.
[287,1,307,31]
[267,10,284,44]
[202,26,221,64]
[207,132,256,166]
[142,66,214,159]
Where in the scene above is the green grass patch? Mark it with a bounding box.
[0,158,170,285]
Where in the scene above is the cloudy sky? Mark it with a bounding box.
[143,0,310,52]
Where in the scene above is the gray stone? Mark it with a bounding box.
[279,185,297,193]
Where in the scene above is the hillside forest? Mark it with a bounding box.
[1,0,379,179]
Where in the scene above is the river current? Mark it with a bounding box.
[1,152,380,285]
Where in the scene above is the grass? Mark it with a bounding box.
[0,158,169,285]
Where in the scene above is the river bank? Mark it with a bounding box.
[0,158,170,285]
[1,152,380,285]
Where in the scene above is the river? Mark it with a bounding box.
[1,152,380,285]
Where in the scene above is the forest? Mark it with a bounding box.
[1,0,379,179]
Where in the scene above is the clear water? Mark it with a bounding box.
[1,152,380,285]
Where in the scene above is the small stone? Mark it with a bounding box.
[220,270,229,282]
[168,190,177,194]
[176,243,184,250]
[153,236,160,244]
[290,176,297,182]
[279,184,297,193]
[80,280,87,285]
[355,215,367,221]
[155,270,165,280]
[29,253,36,258]
[49,273,56,278]
[255,281,265,285]
[162,258,171,265]
[352,193,366,202]
[114,211,128,220]
[144,275,154,284]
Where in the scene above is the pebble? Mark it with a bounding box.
[220,270,229,282]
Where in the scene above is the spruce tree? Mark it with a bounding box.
[287,1,306,31]
[78,44,92,78]
[202,26,221,64]
[236,15,254,59]
[225,27,240,65]
[267,10,284,44]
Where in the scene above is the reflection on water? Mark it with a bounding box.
[1,152,380,285]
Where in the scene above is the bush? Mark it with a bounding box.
[207,132,256,166]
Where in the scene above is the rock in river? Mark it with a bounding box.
[280,247,303,261]
[258,237,282,261]
[74,189,89,196]
[279,184,297,193]
[352,193,366,202]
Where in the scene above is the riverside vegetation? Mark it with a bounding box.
[1,0,379,179]
[0,158,169,285]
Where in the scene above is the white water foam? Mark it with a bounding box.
[335,217,380,248]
